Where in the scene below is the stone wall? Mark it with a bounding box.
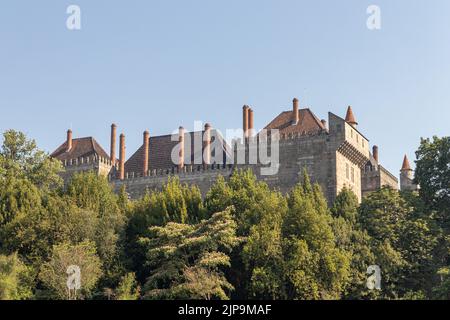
[113,164,235,198]
[113,130,346,205]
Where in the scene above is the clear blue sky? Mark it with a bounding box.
[1,0,449,177]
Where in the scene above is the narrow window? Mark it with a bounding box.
[346,163,350,179]
[351,167,355,183]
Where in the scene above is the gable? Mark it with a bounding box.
[264,108,326,135]
[50,137,110,162]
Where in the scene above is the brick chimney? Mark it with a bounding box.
[179,126,185,169]
[110,124,117,165]
[66,129,73,152]
[204,123,211,165]
[293,98,299,125]
[248,108,254,138]
[373,145,379,163]
[119,133,125,180]
[143,130,150,176]
[243,105,249,140]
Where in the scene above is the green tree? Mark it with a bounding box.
[241,191,287,299]
[205,170,290,299]
[415,136,450,229]
[359,188,406,299]
[114,273,140,300]
[0,176,41,227]
[414,136,450,289]
[0,130,63,191]
[39,241,102,300]
[282,172,351,300]
[331,187,375,299]
[141,208,239,300]
[65,172,126,285]
[433,267,450,300]
[125,176,206,281]
[1,195,97,265]
[0,253,34,300]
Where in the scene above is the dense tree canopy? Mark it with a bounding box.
[0,130,448,300]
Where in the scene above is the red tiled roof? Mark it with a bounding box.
[51,137,110,161]
[263,108,326,135]
[125,130,230,174]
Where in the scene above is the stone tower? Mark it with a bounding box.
[400,155,418,191]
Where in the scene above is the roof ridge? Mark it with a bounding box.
[305,108,326,129]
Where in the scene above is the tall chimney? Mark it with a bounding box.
[110,124,117,165]
[179,126,185,169]
[248,108,254,138]
[373,145,379,163]
[143,130,150,176]
[293,98,299,125]
[243,105,249,140]
[119,133,125,180]
[66,129,73,152]
[204,123,211,165]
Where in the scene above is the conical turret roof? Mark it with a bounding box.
[345,106,358,125]
[401,155,412,171]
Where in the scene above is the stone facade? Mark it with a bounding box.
[51,99,408,206]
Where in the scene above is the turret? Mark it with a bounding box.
[400,155,418,191]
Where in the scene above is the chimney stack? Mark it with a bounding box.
[373,145,379,163]
[66,129,73,152]
[243,105,249,141]
[204,123,211,165]
[321,119,328,130]
[110,124,117,165]
[119,133,125,180]
[179,126,185,169]
[248,108,254,138]
[293,98,299,125]
[143,130,150,176]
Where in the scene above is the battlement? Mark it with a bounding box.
[230,128,328,145]
[113,163,235,182]
[62,155,115,168]
[51,99,401,205]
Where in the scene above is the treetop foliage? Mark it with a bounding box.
[0,130,448,300]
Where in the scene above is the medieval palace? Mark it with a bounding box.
[50,98,418,204]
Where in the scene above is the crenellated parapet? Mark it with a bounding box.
[113,163,235,182]
[112,163,236,199]
[59,155,116,181]
[62,155,114,168]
